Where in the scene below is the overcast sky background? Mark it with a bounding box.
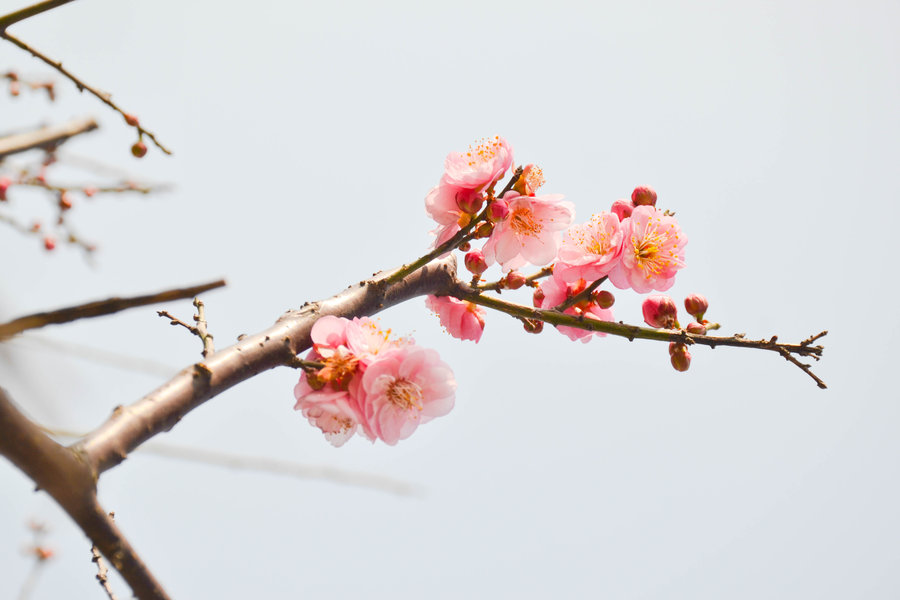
[1,0,898,598]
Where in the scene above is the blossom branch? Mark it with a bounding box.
[0,117,98,160]
[447,282,827,387]
[0,388,172,600]
[71,254,459,476]
[0,280,226,340]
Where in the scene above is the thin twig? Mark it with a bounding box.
[192,298,214,358]
[0,0,75,31]
[0,117,98,160]
[91,544,119,600]
[0,31,172,154]
[0,280,226,340]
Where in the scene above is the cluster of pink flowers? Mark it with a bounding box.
[294,316,456,446]
[423,136,688,345]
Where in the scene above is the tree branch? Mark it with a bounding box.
[0,117,98,160]
[0,388,171,600]
[72,255,460,476]
[0,279,226,340]
[0,0,75,31]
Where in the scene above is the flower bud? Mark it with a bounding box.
[123,113,140,127]
[131,141,148,158]
[504,270,526,290]
[642,294,678,328]
[58,192,73,211]
[487,198,510,222]
[458,241,471,252]
[522,319,544,334]
[686,321,707,335]
[631,185,657,207]
[0,176,10,201]
[593,289,615,309]
[464,250,488,276]
[532,287,545,308]
[9,81,20,97]
[669,342,691,372]
[683,294,709,321]
[83,187,97,198]
[455,189,484,215]
[610,199,633,221]
[474,221,493,239]
[43,235,56,251]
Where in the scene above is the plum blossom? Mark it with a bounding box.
[537,275,614,343]
[442,135,513,191]
[608,205,686,293]
[642,294,679,329]
[357,346,456,446]
[482,192,575,272]
[426,295,486,343]
[425,183,483,247]
[554,212,624,284]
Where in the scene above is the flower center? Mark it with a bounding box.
[510,206,543,237]
[386,378,424,411]
[465,135,502,168]
[314,349,359,390]
[632,220,681,278]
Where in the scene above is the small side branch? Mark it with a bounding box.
[0,28,172,154]
[0,117,98,160]
[157,298,215,358]
[0,279,226,340]
[91,543,119,600]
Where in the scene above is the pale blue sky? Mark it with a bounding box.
[1,0,898,598]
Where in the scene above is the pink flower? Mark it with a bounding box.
[554,212,624,284]
[425,183,482,247]
[482,192,575,272]
[442,136,514,191]
[357,346,456,445]
[293,380,360,447]
[512,163,546,196]
[537,275,613,343]
[608,205,686,293]
[426,295,486,343]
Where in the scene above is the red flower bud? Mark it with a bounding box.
[593,290,615,309]
[532,287,545,308]
[464,250,488,276]
[631,185,657,207]
[683,294,709,321]
[458,241,471,252]
[0,176,10,201]
[487,198,510,222]
[131,141,148,158]
[669,342,691,372]
[610,199,633,221]
[522,319,544,334]
[58,192,73,210]
[642,294,679,328]
[123,113,140,127]
[43,236,56,251]
[474,221,493,239]
[686,321,707,335]
[455,189,484,215]
[83,187,97,198]
[505,270,526,290]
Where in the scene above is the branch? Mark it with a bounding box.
[71,254,460,476]
[0,388,171,599]
[0,117,98,160]
[0,279,226,340]
[0,0,172,155]
[446,281,827,388]
[0,0,75,31]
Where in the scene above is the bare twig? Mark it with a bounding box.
[158,298,215,358]
[91,543,119,600]
[0,0,172,155]
[0,117,98,160]
[0,280,226,340]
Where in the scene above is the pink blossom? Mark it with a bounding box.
[537,275,613,343]
[425,183,482,247]
[608,206,686,293]
[442,136,514,191]
[512,164,546,196]
[610,199,633,221]
[426,295,486,343]
[482,192,575,272]
[554,212,624,284]
[357,346,456,445]
[293,379,360,447]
